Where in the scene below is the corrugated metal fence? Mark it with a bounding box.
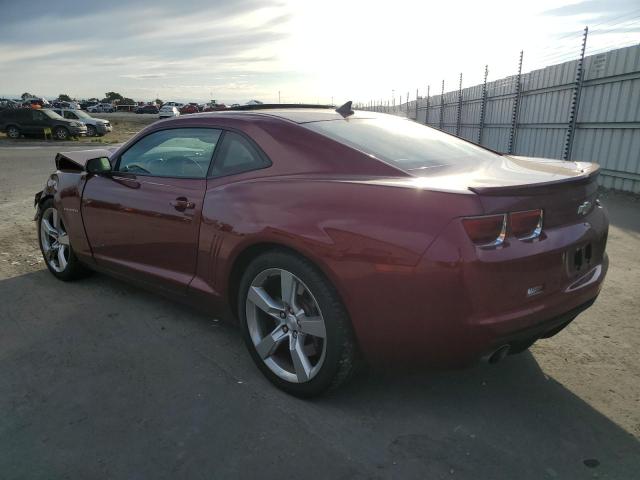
[365,45,640,193]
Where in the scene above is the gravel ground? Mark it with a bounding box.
[0,145,638,479]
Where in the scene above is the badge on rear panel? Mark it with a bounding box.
[527,285,544,297]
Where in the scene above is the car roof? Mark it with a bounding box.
[191,108,379,124]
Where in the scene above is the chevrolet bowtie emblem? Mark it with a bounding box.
[577,201,592,216]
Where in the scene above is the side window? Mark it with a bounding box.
[31,110,46,121]
[210,131,270,177]
[117,128,221,178]
[63,111,78,119]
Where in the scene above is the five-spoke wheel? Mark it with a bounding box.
[246,268,327,383]
[239,250,358,397]
[37,198,89,281]
[40,206,70,273]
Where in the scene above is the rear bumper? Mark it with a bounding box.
[343,205,609,368]
[95,124,112,134]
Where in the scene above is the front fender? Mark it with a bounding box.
[34,170,95,264]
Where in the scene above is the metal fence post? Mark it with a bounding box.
[406,91,410,117]
[415,88,419,120]
[507,51,523,155]
[563,26,589,161]
[439,80,445,130]
[456,73,463,136]
[424,85,430,125]
[478,65,488,145]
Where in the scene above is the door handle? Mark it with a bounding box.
[170,197,195,211]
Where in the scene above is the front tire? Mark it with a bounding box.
[86,125,97,136]
[54,127,69,140]
[239,250,359,397]
[38,199,90,281]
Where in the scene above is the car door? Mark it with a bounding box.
[81,127,222,293]
[23,109,49,134]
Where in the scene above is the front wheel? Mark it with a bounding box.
[86,125,97,136]
[239,250,359,397]
[54,127,69,140]
[38,199,90,281]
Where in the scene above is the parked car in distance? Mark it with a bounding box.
[22,97,50,108]
[203,103,227,112]
[158,105,180,119]
[180,103,199,114]
[1,107,87,139]
[33,104,609,397]
[87,103,114,113]
[81,101,98,111]
[163,101,184,108]
[135,105,159,114]
[52,101,81,110]
[52,108,112,136]
[0,98,19,111]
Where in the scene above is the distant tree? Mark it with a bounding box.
[21,92,34,100]
[119,97,136,105]
[102,92,123,103]
[155,98,163,105]
[88,97,99,102]
[58,94,72,102]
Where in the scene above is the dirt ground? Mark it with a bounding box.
[0,145,638,479]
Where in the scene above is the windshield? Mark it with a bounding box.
[42,109,64,120]
[75,110,92,119]
[302,116,501,172]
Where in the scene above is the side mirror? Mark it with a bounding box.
[86,157,112,174]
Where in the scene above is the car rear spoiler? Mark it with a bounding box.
[55,148,113,171]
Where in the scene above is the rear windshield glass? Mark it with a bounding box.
[303,116,501,171]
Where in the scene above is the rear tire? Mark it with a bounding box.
[37,198,91,281]
[238,250,359,397]
[6,125,20,139]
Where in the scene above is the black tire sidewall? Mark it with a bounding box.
[238,250,355,397]
[86,125,97,136]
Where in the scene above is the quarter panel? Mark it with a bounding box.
[194,176,484,342]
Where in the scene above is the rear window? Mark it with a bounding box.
[302,116,501,172]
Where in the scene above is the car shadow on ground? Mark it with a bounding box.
[1,269,638,479]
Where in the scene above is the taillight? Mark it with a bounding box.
[462,214,507,247]
[510,209,543,240]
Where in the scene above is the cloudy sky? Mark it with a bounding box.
[0,0,638,104]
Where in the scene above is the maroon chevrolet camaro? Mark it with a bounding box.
[34,104,609,396]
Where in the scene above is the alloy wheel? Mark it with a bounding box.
[7,126,19,139]
[55,128,69,140]
[40,207,70,273]
[245,268,327,383]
